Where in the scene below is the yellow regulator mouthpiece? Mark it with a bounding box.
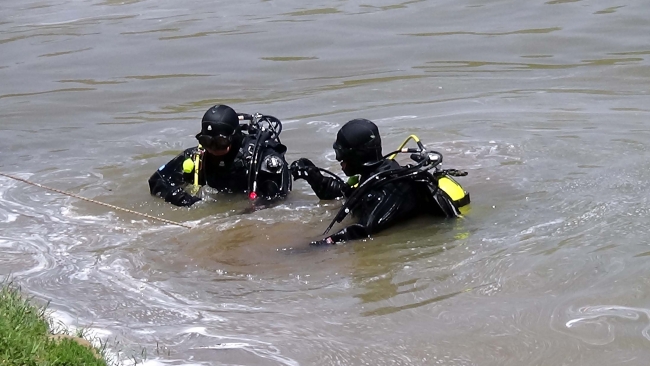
[182,158,195,173]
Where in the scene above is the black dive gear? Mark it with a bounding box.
[322,149,459,237]
[149,108,291,207]
[291,136,470,246]
[196,133,235,151]
[240,113,288,200]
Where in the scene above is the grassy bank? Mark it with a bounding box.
[0,282,109,366]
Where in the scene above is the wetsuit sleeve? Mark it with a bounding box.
[148,149,201,207]
[308,175,351,201]
[312,182,417,245]
[311,224,370,245]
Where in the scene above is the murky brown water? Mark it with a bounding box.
[2,0,650,365]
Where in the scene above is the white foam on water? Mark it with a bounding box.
[280,118,301,125]
[128,360,202,366]
[374,115,418,123]
[180,327,300,366]
[306,120,340,133]
[1,234,56,277]
[518,218,565,236]
[553,304,650,346]
[0,211,19,223]
[197,342,251,349]
[46,309,118,361]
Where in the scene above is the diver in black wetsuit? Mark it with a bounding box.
[149,104,291,207]
[290,118,470,246]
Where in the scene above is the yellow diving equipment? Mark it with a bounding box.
[438,175,470,208]
[347,174,360,188]
[388,134,422,160]
[183,145,203,195]
[182,159,194,173]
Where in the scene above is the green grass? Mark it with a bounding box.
[0,282,109,366]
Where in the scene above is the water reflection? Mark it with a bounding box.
[0,88,95,100]
[414,58,644,72]
[58,79,125,85]
[283,8,341,16]
[404,27,562,37]
[39,47,92,58]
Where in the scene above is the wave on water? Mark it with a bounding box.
[554,304,650,345]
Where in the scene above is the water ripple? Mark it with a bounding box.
[178,327,299,366]
[554,305,650,345]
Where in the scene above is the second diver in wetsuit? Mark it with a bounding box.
[290,118,470,245]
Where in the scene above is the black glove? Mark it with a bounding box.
[315,225,368,245]
[290,158,321,182]
[166,187,201,207]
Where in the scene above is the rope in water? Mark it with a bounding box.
[0,172,192,229]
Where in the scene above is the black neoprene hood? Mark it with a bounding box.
[334,118,383,164]
[335,118,381,149]
[201,104,239,136]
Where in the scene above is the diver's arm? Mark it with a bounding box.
[148,149,201,207]
[311,184,415,245]
[310,175,350,200]
[290,158,350,200]
[311,224,370,245]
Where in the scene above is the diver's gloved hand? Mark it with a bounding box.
[290,158,322,182]
[165,187,201,207]
[312,225,367,245]
[310,236,335,246]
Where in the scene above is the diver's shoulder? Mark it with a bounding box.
[162,147,199,162]
[377,158,401,171]
[182,146,201,155]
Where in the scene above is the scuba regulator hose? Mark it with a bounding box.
[243,113,284,200]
